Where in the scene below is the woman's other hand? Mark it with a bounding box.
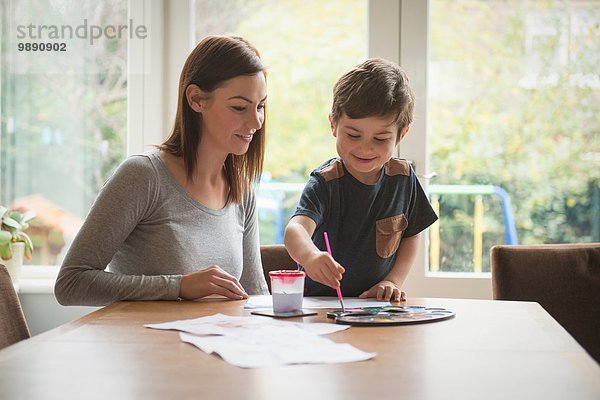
[179,266,248,300]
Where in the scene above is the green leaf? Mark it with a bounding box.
[23,244,32,260]
[20,211,36,225]
[0,230,11,245]
[2,216,22,230]
[0,240,12,260]
[17,232,34,261]
[9,210,23,222]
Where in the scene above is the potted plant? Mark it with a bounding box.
[0,205,35,283]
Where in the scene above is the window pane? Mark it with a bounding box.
[428,0,600,273]
[1,0,128,266]
[193,0,368,244]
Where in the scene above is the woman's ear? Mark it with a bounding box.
[186,84,206,113]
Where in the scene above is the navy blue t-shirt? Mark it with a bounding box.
[293,157,438,297]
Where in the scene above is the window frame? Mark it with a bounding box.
[370,0,492,299]
[20,0,164,284]
[23,0,493,299]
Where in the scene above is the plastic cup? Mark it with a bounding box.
[269,270,305,313]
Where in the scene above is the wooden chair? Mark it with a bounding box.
[0,264,31,350]
[260,245,297,292]
[491,243,600,363]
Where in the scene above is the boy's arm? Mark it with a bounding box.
[284,215,344,289]
[359,233,421,302]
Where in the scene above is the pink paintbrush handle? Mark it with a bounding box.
[324,231,345,311]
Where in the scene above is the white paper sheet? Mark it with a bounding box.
[179,332,374,368]
[244,295,392,310]
[145,313,376,368]
[145,313,348,336]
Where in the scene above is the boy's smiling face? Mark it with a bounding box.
[331,113,408,185]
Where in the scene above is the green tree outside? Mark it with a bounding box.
[429,0,599,271]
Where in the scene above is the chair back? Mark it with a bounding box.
[0,264,31,350]
[491,243,600,363]
[260,245,297,292]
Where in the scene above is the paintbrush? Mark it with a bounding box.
[324,231,345,312]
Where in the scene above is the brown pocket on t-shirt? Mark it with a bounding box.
[375,214,408,258]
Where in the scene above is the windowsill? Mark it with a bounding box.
[13,266,493,293]
[426,271,492,279]
[15,265,60,294]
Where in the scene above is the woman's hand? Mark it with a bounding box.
[179,265,248,300]
[302,251,345,289]
[359,280,406,302]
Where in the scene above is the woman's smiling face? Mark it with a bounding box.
[198,72,267,156]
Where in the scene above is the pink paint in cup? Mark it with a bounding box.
[269,270,305,313]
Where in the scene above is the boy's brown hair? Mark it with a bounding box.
[330,58,414,141]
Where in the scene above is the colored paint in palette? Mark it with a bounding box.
[326,305,455,326]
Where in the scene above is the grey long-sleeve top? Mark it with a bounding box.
[54,150,269,306]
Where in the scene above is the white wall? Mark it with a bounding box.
[18,292,98,336]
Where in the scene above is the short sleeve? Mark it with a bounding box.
[292,173,328,226]
[403,170,438,237]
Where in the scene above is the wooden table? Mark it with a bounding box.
[0,297,598,400]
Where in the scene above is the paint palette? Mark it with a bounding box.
[326,305,455,326]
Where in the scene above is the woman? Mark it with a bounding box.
[55,36,269,306]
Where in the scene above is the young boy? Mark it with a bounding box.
[284,58,438,302]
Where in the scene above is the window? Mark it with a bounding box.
[428,0,600,274]
[10,1,594,301]
[1,0,129,266]
[192,0,368,244]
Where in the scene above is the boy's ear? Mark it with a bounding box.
[399,125,410,141]
[186,84,207,113]
[328,114,337,137]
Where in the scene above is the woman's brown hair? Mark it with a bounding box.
[159,35,266,204]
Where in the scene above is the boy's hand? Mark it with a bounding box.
[359,280,406,302]
[302,251,345,289]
